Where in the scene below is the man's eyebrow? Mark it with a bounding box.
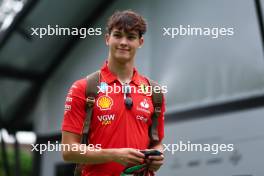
[113,31,121,34]
[127,33,137,36]
[126,32,138,36]
[112,30,138,36]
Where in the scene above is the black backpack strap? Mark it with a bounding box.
[148,79,163,143]
[74,70,100,176]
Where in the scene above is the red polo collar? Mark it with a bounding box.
[100,61,142,86]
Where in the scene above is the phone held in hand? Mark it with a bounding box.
[140,150,162,157]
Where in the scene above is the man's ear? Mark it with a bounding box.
[139,37,144,48]
[105,33,110,46]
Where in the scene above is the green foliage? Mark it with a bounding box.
[0,147,32,176]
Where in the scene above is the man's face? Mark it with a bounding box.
[105,28,144,63]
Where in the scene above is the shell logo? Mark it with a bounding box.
[97,95,113,110]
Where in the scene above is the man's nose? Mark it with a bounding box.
[120,37,128,45]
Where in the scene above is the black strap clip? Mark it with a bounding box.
[86,96,95,108]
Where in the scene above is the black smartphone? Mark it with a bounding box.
[140,150,162,157]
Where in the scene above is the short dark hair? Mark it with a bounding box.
[106,10,147,38]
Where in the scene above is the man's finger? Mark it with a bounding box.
[148,155,164,160]
[130,156,144,164]
[131,150,145,158]
[148,160,163,165]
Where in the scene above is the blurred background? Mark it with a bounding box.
[0,0,264,175]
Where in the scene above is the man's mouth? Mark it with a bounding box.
[117,48,130,52]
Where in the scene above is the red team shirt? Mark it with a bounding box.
[62,62,165,176]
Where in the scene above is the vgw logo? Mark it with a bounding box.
[97,114,115,126]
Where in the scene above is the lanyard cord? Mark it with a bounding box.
[121,164,147,176]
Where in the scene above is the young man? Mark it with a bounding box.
[61,10,166,176]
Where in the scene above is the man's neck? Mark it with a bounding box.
[107,58,134,84]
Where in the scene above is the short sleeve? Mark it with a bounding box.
[61,78,87,135]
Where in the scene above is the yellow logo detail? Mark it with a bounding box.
[97,95,113,110]
[102,120,111,126]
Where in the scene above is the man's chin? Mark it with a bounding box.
[115,56,133,63]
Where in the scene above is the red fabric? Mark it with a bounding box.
[61,62,165,176]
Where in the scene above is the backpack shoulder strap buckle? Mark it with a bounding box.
[154,106,161,113]
[86,96,95,108]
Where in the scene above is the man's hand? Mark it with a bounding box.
[145,152,164,172]
[147,141,165,172]
[113,148,145,166]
